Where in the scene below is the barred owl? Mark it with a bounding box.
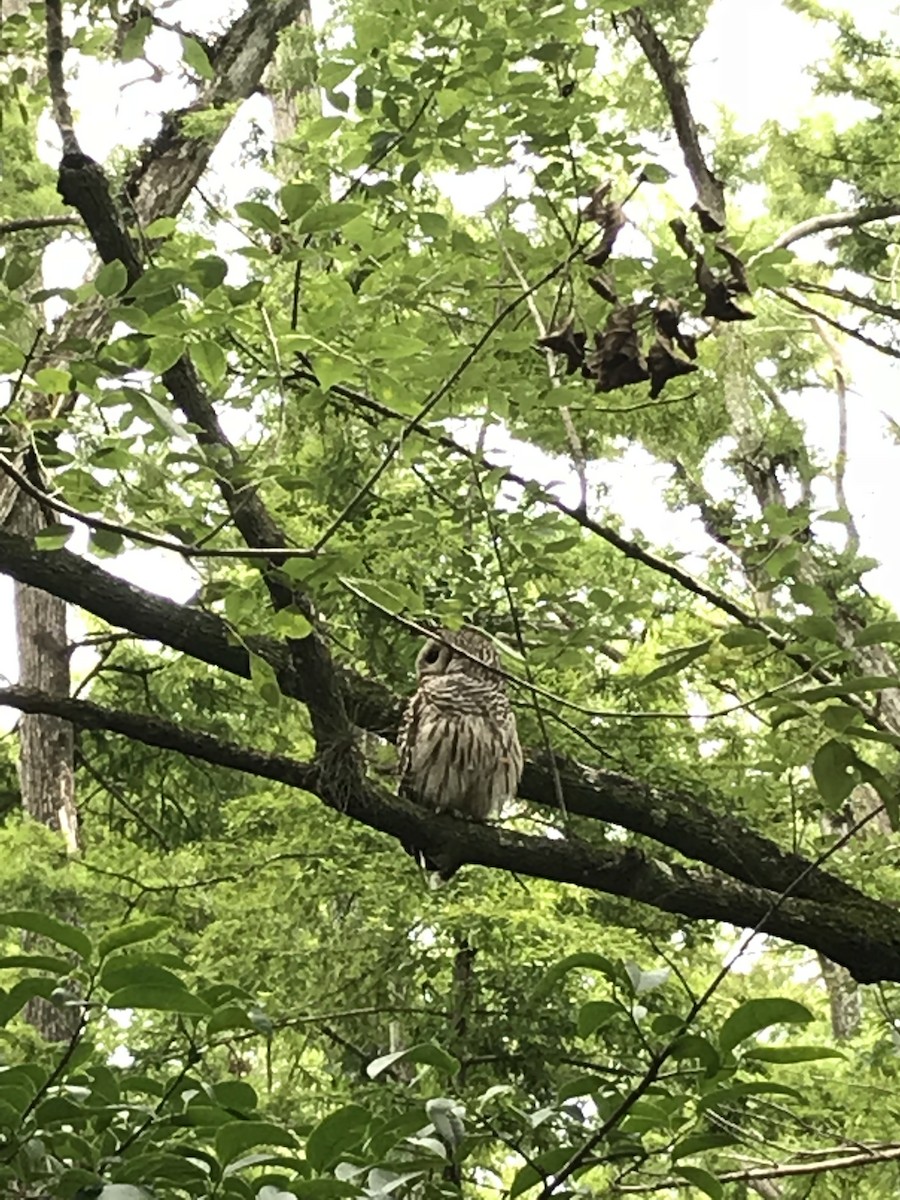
[397,627,523,877]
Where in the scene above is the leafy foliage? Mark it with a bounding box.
[3,0,900,1197]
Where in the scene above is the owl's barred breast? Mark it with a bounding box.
[404,706,519,819]
[397,628,524,833]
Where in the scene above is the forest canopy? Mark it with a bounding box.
[2,0,900,1196]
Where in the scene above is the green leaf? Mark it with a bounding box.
[556,1074,605,1102]
[249,653,282,708]
[696,1080,803,1112]
[719,626,769,649]
[366,1042,460,1079]
[339,576,416,616]
[214,1120,299,1166]
[206,1003,261,1035]
[314,355,357,391]
[280,182,321,221]
[510,1148,583,1198]
[136,394,185,440]
[719,997,812,1053]
[640,641,711,686]
[106,985,212,1015]
[673,1166,723,1199]
[191,256,229,294]
[624,962,670,994]
[272,610,313,639]
[0,910,92,960]
[89,529,125,557]
[0,977,58,1026]
[5,253,37,290]
[794,615,839,643]
[0,954,71,973]
[821,705,862,733]
[119,14,151,60]
[94,1186,155,1200]
[33,522,75,550]
[671,1132,736,1161]
[306,1104,370,1171]
[98,918,171,959]
[577,999,623,1037]
[641,162,672,183]
[669,1034,720,1077]
[417,211,449,238]
[192,338,227,388]
[854,621,900,647]
[145,216,177,238]
[148,335,186,374]
[236,201,282,234]
[293,1183,361,1199]
[791,676,899,703]
[745,1044,845,1063]
[34,367,72,394]
[812,739,858,805]
[426,1097,465,1149]
[298,203,366,233]
[533,953,618,1000]
[0,339,25,372]
[181,34,215,80]
[96,260,129,297]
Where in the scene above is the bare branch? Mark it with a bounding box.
[622,8,725,231]
[773,287,900,361]
[766,203,900,253]
[0,215,81,236]
[618,1143,900,1192]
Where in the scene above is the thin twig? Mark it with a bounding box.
[0,449,317,560]
[0,215,82,236]
[773,287,900,361]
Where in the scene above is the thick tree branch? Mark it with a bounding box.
[1,684,900,982]
[124,0,310,227]
[622,8,725,231]
[54,143,357,765]
[766,203,900,253]
[0,526,880,914]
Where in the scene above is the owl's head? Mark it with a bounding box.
[415,626,502,681]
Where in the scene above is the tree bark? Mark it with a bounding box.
[9,491,78,1042]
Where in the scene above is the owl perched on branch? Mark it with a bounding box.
[397,627,524,879]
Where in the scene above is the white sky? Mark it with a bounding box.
[2,0,899,711]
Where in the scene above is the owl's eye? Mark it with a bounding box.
[422,644,442,665]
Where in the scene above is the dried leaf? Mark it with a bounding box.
[585,307,650,392]
[714,240,750,293]
[537,316,587,375]
[647,336,699,398]
[581,181,626,270]
[587,275,617,303]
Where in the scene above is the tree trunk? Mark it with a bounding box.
[10,490,79,1042]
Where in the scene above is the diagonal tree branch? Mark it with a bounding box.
[622,8,726,231]
[765,203,900,253]
[2,684,900,982]
[0,525,881,914]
